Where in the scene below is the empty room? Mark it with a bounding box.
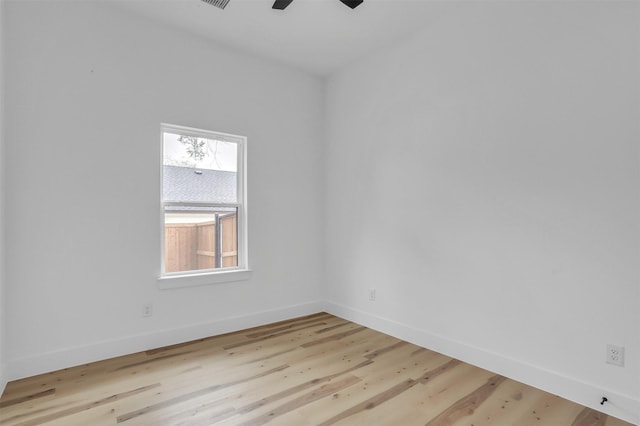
[0,0,638,425]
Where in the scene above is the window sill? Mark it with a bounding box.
[157,269,253,290]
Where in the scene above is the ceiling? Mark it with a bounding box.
[112,0,445,76]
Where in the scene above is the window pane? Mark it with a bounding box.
[163,132,238,203]
[164,208,238,273]
[160,124,246,279]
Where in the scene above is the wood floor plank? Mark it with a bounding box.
[340,361,491,426]
[36,406,119,426]
[513,389,585,425]
[283,341,448,425]
[573,407,609,426]
[224,321,331,350]
[245,317,333,338]
[237,313,332,337]
[300,326,367,348]
[145,394,239,426]
[223,320,350,352]
[111,351,193,372]
[116,365,289,423]
[0,399,79,425]
[214,359,375,424]
[238,374,362,426]
[174,406,237,426]
[0,313,633,426]
[317,359,461,426]
[216,334,413,423]
[313,321,352,334]
[0,388,56,409]
[447,373,541,425]
[424,374,506,426]
[11,383,160,426]
[363,340,409,360]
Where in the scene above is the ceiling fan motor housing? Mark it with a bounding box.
[273,0,363,10]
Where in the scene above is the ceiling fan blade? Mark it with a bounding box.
[272,0,294,9]
[339,0,363,9]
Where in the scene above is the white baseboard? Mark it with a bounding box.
[324,301,640,426]
[7,300,325,383]
[0,363,7,397]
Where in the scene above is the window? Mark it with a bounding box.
[160,124,248,281]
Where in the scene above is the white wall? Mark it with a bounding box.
[3,1,325,379]
[325,1,639,424]
[0,0,7,396]
[3,0,639,423]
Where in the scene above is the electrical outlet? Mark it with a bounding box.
[606,344,624,367]
[369,288,376,301]
[143,304,153,318]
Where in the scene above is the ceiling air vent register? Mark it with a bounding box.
[201,0,231,10]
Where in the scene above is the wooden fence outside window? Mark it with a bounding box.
[164,213,237,273]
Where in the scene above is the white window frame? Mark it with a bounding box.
[158,123,250,289]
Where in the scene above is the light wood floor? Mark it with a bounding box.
[0,313,633,426]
